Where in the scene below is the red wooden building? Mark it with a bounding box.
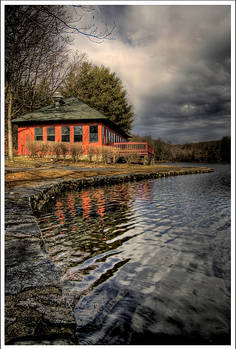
[12,97,154,160]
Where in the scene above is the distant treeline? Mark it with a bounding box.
[131,135,231,163]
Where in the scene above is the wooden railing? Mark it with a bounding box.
[112,142,154,158]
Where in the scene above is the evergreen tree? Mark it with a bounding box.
[220,136,231,162]
[61,61,134,134]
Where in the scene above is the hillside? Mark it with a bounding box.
[131,136,231,163]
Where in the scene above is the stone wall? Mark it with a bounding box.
[29,168,214,213]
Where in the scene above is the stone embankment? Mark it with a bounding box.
[5,167,214,344]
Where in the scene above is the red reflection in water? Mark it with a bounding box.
[81,190,91,219]
[67,193,76,217]
[56,200,65,227]
[55,182,137,228]
[140,181,153,201]
[94,188,105,218]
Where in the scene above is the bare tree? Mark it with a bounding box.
[44,5,116,42]
[5,5,70,160]
[5,5,115,161]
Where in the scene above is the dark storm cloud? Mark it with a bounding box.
[133,98,230,144]
[98,5,155,46]
[130,6,231,142]
[73,5,231,143]
[134,77,231,143]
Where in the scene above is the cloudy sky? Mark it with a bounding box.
[70,3,231,144]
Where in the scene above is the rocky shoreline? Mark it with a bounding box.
[5,167,214,344]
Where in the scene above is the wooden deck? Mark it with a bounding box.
[112,142,155,159]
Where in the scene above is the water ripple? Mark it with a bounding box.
[37,164,231,344]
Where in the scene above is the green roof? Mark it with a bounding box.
[12,97,107,123]
[12,97,129,138]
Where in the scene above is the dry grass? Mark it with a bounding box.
[4,167,161,189]
[5,157,205,190]
[5,156,169,171]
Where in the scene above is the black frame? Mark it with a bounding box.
[89,125,98,143]
[61,126,70,142]
[47,127,55,141]
[74,126,83,142]
[35,127,43,141]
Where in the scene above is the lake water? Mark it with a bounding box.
[37,164,231,345]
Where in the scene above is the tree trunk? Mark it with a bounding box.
[7,90,14,162]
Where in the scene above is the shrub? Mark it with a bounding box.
[70,143,84,162]
[27,141,38,158]
[100,146,111,164]
[93,146,103,163]
[46,142,56,157]
[36,141,49,158]
[53,142,62,161]
[86,145,97,162]
[60,143,69,160]
[124,153,139,165]
[110,146,120,164]
[99,146,120,164]
[143,155,152,165]
[32,141,57,159]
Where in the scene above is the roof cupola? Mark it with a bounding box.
[52,91,65,108]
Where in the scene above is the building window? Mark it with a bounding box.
[105,129,108,143]
[47,127,55,141]
[35,127,43,141]
[74,126,83,142]
[89,125,98,143]
[102,126,105,144]
[61,126,70,142]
